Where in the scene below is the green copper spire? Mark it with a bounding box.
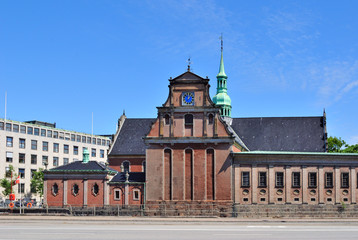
[83,147,90,164]
[213,34,232,118]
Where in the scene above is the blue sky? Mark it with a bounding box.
[1,0,357,145]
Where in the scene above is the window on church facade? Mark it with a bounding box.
[52,183,59,196]
[92,183,99,196]
[292,172,300,188]
[184,114,193,136]
[164,114,170,125]
[341,172,349,188]
[275,172,284,188]
[258,172,267,187]
[241,172,250,187]
[123,161,130,172]
[325,172,333,188]
[114,189,121,200]
[72,184,79,196]
[308,172,317,188]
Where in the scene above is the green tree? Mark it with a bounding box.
[0,165,17,197]
[327,136,358,153]
[30,169,44,197]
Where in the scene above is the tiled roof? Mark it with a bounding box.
[47,161,117,174]
[109,118,155,156]
[110,172,145,183]
[231,117,326,152]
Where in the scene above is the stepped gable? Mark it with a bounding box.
[47,161,117,173]
[110,172,145,183]
[110,118,155,156]
[231,116,325,152]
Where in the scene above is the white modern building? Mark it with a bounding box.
[0,119,111,202]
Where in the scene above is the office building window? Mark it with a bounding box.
[18,183,25,194]
[308,172,317,188]
[91,148,96,157]
[13,124,19,132]
[258,172,267,187]
[42,156,48,166]
[43,141,48,151]
[241,172,250,187]
[47,130,52,138]
[71,134,75,141]
[87,137,91,144]
[31,154,37,165]
[92,138,96,144]
[64,144,69,154]
[275,172,284,188]
[82,136,86,143]
[34,128,39,136]
[76,135,81,142]
[53,157,59,167]
[65,133,70,140]
[0,122,3,130]
[292,172,301,188]
[5,166,11,177]
[19,168,25,178]
[59,132,64,139]
[19,138,26,149]
[6,152,13,162]
[107,140,110,146]
[31,169,36,178]
[102,140,106,146]
[6,136,13,147]
[6,123,12,131]
[341,172,349,188]
[63,158,69,165]
[31,140,37,150]
[100,149,104,158]
[19,153,25,163]
[20,126,26,133]
[27,127,33,135]
[53,143,59,153]
[97,139,101,145]
[73,146,78,155]
[53,131,58,139]
[41,129,46,136]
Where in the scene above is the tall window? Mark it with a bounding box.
[19,139,26,149]
[42,156,48,166]
[18,183,25,194]
[43,141,48,151]
[63,158,69,165]
[41,129,46,136]
[292,172,301,188]
[341,172,349,188]
[53,157,59,167]
[13,124,19,132]
[82,136,86,143]
[53,143,59,153]
[19,168,25,178]
[184,114,194,136]
[100,149,104,158]
[27,127,33,135]
[72,184,79,196]
[52,183,59,196]
[241,172,250,187]
[208,114,214,124]
[47,130,52,138]
[122,161,130,172]
[114,189,121,200]
[53,131,58,138]
[31,155,37,165]
[31,140,37,150]
[73,146,78,155]
[133,189,140,200]
[258,172,267,187]
[91,148,96,157]
[6,123,12,131]
[6,137,13,147]
[92,183,99,196]
[325,172,333,188]
[20,126,26,133]
[19,153,25,163]
[308,172,317,188]
[64,145,69,154]
[34,128,39,136]
[164,114,170,125]
[275,172,284,188]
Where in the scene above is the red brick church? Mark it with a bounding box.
[44,44,358,208]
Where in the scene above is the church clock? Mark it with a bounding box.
[182,92,195,106]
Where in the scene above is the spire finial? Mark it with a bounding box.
[123,109,126,116]
[187,57,191,72]
[220,33,223,52]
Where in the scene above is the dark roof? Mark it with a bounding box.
[109,118,155,156]
[231,117,325,152]
[47,161,117,174]
[110,172,145,183]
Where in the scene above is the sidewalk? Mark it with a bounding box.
[2,215,358,223]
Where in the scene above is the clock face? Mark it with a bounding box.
[182,92,194,105]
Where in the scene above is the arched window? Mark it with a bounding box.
[164,114,170,125]
[72,184,79,196]
[208,114,214,124]
[92,183,99,196]
[52,183,59,196]
[122,161,130,172]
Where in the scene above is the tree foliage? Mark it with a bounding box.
[327,136,358,153]
[30,169,44,197]
[0,165,17,197]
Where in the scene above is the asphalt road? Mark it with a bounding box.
[1,220,358,240]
